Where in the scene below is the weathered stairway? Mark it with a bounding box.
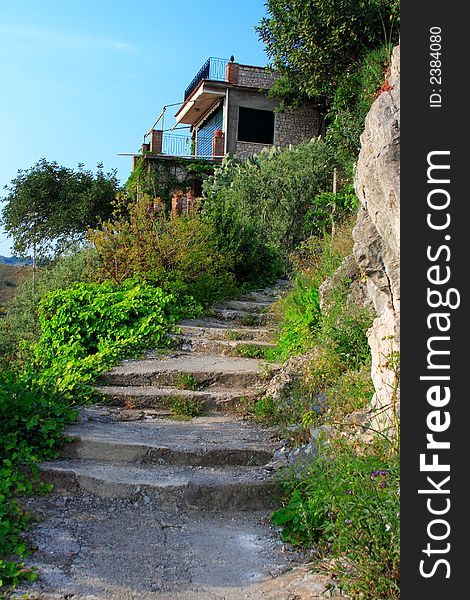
[14,282,348,599]
[39,285,285,512]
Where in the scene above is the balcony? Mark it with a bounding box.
[162,133,192,157]
[184,57,228,100]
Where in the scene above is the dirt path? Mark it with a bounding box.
[12,283,344,599]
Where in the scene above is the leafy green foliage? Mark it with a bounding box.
[0,250,95,368]
[161,395,205,420]
[302,188,358,238]
[1,160,119,260]
[270,276,321,359]
[272,219,359,360]
[202,140,352,285]
[26,279,184,401]
[272,441,400,598]
[264,215,397,595]
[174,373,200,391]
[325,45,394,174]
[0,371,77,591]
[233,343,268,359]
[257,0,399,104]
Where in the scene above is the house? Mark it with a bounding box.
[173,57,324,160]
[130,57,324,210]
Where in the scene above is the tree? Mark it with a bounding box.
[1,159,120,260]
[256,0,399,106]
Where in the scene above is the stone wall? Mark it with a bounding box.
[274,104,323,146]
[352,45,400,434]
[238,65,276,89]
[234,141,273,160]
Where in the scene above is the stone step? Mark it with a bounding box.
[215,300,272,313]
[99,354,279,389]
[177,319,276,342]
[237,291,280,303]
[210,308,272,327]
[95,384,257,413]
[61,415,276,467]
[40,461,279,511]
[173,336,275,358]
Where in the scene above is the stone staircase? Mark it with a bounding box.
[12,282,347,600]
[39,285,286,513]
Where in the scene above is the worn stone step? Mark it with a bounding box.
[215,300,272,313]
[99,354,279,389]
[40,461,279,511]
[210,309,273,326]
[95,384,257,413]
[61,413,277,467]
[237,280,290,303]
[177,318,276,341]
[173,336,275,358]
[237,290,283,303]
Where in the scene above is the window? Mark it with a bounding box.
[237,107,274,144]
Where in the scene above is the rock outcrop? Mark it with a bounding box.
[352,45,400,432]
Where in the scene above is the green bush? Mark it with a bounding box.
[89,194,238,306]
[0,250,94,368]
[272,440,400,598]
[26,278,187,402]
[202,140,346,284]
[326,44,394,175]
[0,371,77,590]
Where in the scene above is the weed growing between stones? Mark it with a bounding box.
[233,344,267,359]
[225,330,245,341]
[174,373,200,391]
[161,395,205,420]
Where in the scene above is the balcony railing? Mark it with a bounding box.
[162,133,192,157]
[184,57,228,100]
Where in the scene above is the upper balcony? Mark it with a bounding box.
[184,57,228,100]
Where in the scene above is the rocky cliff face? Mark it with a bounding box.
[352,45,400,432]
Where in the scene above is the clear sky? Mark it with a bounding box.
[0,0,269,256]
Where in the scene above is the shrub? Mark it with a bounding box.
[88,194,238,306]
[202,140,345,284]
[0,250,94,369]
[26,278,187,402]
[0,371,77,590]
[326,44,395,176]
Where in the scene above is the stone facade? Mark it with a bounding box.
[234,141,273,160]
[274,104,323,146]
[237,65,276,89]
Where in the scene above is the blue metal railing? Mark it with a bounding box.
[162,133,192,157]
[184,57,228,100]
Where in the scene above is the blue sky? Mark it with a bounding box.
[0,0,269,256]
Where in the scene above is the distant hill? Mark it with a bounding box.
[0,262,31,315]
[0,255,30,266]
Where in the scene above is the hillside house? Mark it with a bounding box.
[131,57,324,209]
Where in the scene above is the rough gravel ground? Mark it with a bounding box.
[10,493,344,600]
